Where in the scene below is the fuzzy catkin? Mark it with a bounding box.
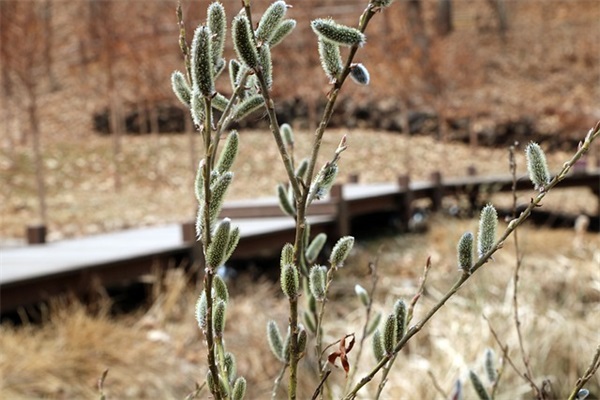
[477,204,497,258]
[232,16,259,69]
[212,274,229,304]
[469,370,492,400]
[206,218,231,268]
[329,236,354,267]
[281,264,299,299]
[457,232,474,271]
[213,299,227,337]
[306,233,327,263]
[267,320,285,361]
[255,1,287,44]
[393,299,407,338]
[190,26,214,97]
[171,71,191,107]
[383,313,397,354]
[318,38,343,81]
[311,18,366,47]
[232,377,247,400]
[350,63,370,85]
[207,2,226,66]
[216,131,239,174]
[309,265,327,301]
[526,142,551,190]
[280,243,295,268]
[372,330,385,362]
[270,19,296,46]
[233,94,263,121]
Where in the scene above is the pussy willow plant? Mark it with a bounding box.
[171,0,600,398]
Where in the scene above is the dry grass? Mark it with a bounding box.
[1,216,598,399]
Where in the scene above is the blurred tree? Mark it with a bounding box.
[0,0,49,224]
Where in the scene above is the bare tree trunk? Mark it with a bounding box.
[436,0,453,36]
[28,85,47,225]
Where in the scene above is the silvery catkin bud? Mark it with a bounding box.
[309,265,327,301]
[255,1,287,44]
[280,243,295,268]
[213,299,227,337]
[310,162,339,201]
[212,274,229,303]
[277,183,295,216]
[349,63,370,85]
[383,313,397,355]
[224,351,237,383]
[194,159,205,203]
[577,389,590,400]
[212,93,229,112]
[469,370,491,400]
[280,123,294,148]
[269,19,296,47]
[208,172,233,223]
[311,18,366,47]
[295,158,309,181]
[195,291,207,330]
[232,377,247,400]
[306,233,327,263]
[233,94,264,121]
[367,312,382,336]
[258,44,273,89]
[213,57,226,78]
[297,326,307,354]
[354,284,370,307]
[207,218,231,268]
[191,26,215,97]
[233,16,259,69]
[303,311,316,333]
[224,226,240,263]
[484,348,497,383]
[216,131,239,174]
[207,2,226,66]
[318,38,343,81]
[457,232,474,271]
[372,329,385,362]
[329,236,354,268]
[171,71,191,107]
[477,204,497,258]
[526,142,551,191]
[281,264,299,299]
[229,59,242,89]
[267,320,285,361]
[190,89,205,127]
[393,299,407,339]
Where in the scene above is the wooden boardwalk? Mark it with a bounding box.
[1,169,598,313]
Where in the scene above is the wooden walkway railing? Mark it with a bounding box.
[1,169,598,313]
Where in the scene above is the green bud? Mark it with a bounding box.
[383,313,397,355]
[303,311,316,333]
[207,2,227,66]
[232,377,247,400]
[209,172,234,225]
[477,204,497,258]
[224,226,240,263]
[195,291,207,330]
[195,204,204,239]
[207,218,231,268]
[216,131,239,174]
[526,142,551,191]
[270,19,296,46]
[233,94,264,121]
[306,233,327,264]
[469,370,491,400]
[457,232,474,271]
[282,328,291,362]
[367,312,382,336]
[206,370,218,394]
[349,63,370,85]
[190,89,205,127]
[171,71,191,107]
[212,274,229,303]
[277,183,295,216]
[267,320,285,362]
[280,123,294,148]
[393,299,407,339]
[309,265,327,301]
[191,26,215,97]
[233,16,259,69]
[372,329,385,362]
[311,18,366,47]
[281,264,299,299]
[212,92,229,112]
[213,299,227,337]
[194,159,205,203]
[295,158,309,181]
[229,59,242,89]
[224,351,237,384]
[317,38,343,82]
[280,243,295,268]
[308,293,317,313]
[354,284,370,307]
[310,162,339,201]
[329,236,354,268]
[258,44,273,90]
[484,348,497,383]
[297,325,307,354]
[255,1,287,44]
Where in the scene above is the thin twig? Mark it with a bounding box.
[343,123,600,400]
[427,370,449,399]
[311,370,332,400]
[271,364,289,400]
[566,344,600,400]
[509,144,540,398]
